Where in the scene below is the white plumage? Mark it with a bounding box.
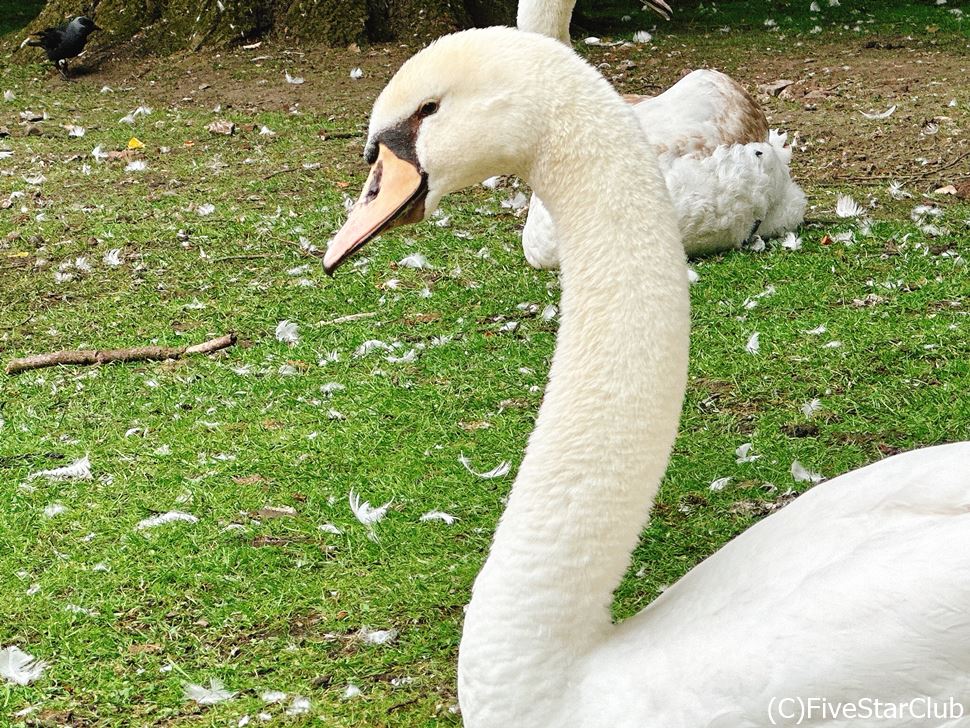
[326,27,970,728]
[518,0,805,267]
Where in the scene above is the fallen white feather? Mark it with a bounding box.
[350,67,364,80]
[735,443,761,464]
[835,194,864,218]
[804,325,827,335]
[420,510,457,525]
[709,477,732,492]
[275,320,299,345]
[745,332,760,354]
[359,627,398,644]
[860,104,896,120]
[791,460,824,484]
[501,191,528,210]
[28,455,92,481]
[184,678,236,705]
[285,71,304,85]
[125,160,147,172]
[781,231,802,250]
[318,523,343,535]
[354,339,391,357]
[801,398,822,418]
[43,503,67,518]
[197,203,216,216]
[342,684,362,699]
[459,454,510,479]
[285,696,311,715]
[136,511,198,530]
[65,124,86,137]
[348,490,391,526]
[261,690,287,703]
[103,248,123,266]
[386,349,418,364]
[687,267,700,284]
[633,30,653,43]
[0,646,46,685]
[398,252,430,269]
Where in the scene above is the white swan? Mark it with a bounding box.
[324,27,970,728]
[517,0,806,267]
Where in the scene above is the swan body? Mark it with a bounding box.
[518,1,806,267]
[523,113,807,267]
[324,27,970,728]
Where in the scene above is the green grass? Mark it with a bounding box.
[2,3,969,725]
[0,0,44,39]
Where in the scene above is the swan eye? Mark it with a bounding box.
[418,100,439,118]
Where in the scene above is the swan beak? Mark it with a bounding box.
[323,144,428,275]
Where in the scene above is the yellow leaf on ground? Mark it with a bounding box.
[127,137,145,149]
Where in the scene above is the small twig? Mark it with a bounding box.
[0,312,34,331]
[208,253,283,263]
[318,312,376,326]
[387,697,420,714]
[6,333,236,375]
[262,167,302,181]
[320,130,365,141]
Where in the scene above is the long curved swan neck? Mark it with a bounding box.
[459,69,691,723]
[517,0,577,43]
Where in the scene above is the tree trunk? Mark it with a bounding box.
[15,0,516,53]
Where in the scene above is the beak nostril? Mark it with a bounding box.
[364,161,384,204]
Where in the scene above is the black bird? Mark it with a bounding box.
[21,16,100,79]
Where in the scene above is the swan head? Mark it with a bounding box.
[323,27,569,274]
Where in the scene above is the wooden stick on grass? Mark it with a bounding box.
[5,333,236,375]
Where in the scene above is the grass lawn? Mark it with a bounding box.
[1,1,968,725]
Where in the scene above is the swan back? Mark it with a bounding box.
[636,69,769,156]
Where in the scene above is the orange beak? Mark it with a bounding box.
[323,144,428,275]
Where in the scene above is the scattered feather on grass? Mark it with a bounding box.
[350,67,364,80]
[459,454,510,479]
[135,511,198,530]
[735,443,761,463]
[349,490,391,527]
[284,71,304,85]
[0,646,46,685]
[745,332,760,354]
[801,398,822,418]
[888,181,912,200]
[342,684,362,699]
[358,627,398,645]
[285,696,311,715]
[860,104,896,120]
[275,320,299,345]
[791,460,824,484]
[420,510,457,524]
[28,456,92,481]
[835,194,864,218]
[398,252,430,269]
[184,678,235,705]
[709,477,732,492]
[261,690,287,703]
